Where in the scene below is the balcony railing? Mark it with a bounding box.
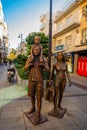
[40,23,46,30]
[53,17,80,37]
[40,14,46,21]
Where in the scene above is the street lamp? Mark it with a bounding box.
[48,0,52,73]
[18,34,23,43]
[18,34,23,53]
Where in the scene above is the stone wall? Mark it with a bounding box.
[16,69,28,87]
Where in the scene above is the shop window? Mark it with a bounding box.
[66,56,73,73]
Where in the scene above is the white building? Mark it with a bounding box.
[0,0,8,63]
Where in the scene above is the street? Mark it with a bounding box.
[0,65,87,130]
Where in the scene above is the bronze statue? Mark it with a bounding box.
[24,38,49,125]
[29,36,44,64]
[49,51,71,118]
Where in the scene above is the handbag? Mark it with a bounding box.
[45,86,53,103]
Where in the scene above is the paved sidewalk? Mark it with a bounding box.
[70,73,87,89]
[0,84,87,130]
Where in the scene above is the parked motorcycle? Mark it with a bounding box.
[7,66,15,83]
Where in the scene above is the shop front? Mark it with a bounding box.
[76,50,87,77]
[64,52,74,73]
[77,56,87,77]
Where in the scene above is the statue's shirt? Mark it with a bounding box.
[29,57,43,81]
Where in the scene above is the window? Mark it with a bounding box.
[82,28,87,44]
[57,22,62,32]
[82,5,87,18]
[66,15,72,25]
[66,35,72,47]
[57,39,62,45]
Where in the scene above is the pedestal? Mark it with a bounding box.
[48,107,67,118]
[24,111,48,125]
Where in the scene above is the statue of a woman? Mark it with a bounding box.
[49,51,71,117]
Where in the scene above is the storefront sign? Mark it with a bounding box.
[54,45,64,51]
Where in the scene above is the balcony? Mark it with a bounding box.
[40,14,46,22]
[53,18,80,38]
[40,23,46,31]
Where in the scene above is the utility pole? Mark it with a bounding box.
[48,0,52,74]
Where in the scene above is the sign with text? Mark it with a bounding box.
[54,45,64,51]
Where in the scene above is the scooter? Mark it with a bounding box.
[7,67,15,83]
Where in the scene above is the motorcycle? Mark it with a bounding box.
[7,67,15,83]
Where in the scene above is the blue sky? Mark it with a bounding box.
[1,0,74,49]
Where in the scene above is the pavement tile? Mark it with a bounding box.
[63,102,81,112]
[78,123,87,130]
[0,101,3,109]
[2,100,22,109]
[0,107,23,119]
[49,114,75,128]
[0,118,26,130]
[55,125,82,130]
[66,111,87,124]
[21,98,31,111]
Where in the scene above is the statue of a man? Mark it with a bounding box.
[24,42,49,124]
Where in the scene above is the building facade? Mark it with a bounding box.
[40,12,56,36]
[0,1,8,63]
[52,0,87,76]
[16,42,27,56]
[53,1,81,73]
[74,0,87,76]
[39,0,87,76]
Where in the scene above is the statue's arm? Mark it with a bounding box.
[24,58,30,71]
[30,45,33,56]
[44,58,49,71]
[66,64,71,86]
[49,64,55,80]
[40,45,43,57]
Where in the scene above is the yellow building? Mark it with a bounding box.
[73,0,87,75]
[52,1,81,73]
[52,0,87,75]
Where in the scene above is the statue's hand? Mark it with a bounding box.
[49,80,53,86]
[69,82,72,87]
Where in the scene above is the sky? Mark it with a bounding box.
[1,0,75,49]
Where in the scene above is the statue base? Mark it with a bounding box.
[24,111,48,125]
[48,107,67,118]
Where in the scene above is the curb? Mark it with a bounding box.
[71,81,87,90]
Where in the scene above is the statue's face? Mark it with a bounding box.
[33,46,40,56]
[34,36,40,44]
[57,52,63,61]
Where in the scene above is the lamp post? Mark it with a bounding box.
[48,0,52,74]
[18,34,23,53]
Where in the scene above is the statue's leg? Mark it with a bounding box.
[53,83,59,112]
[34,81,43,122]
[28,81,36,114]
[58,80,66,110]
